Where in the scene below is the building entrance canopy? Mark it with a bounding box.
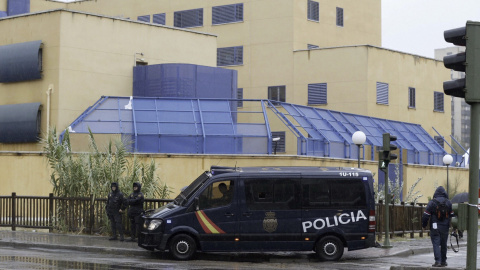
[63,96,449,166]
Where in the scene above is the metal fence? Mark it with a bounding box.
[0,193,171,234]
[376,200,428,240]
[0,193,427,238]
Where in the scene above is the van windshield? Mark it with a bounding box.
[173,171,211,206]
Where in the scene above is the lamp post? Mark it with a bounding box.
[352,131,366,168]
[443,154,453,196]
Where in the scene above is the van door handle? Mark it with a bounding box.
[225,212,235,217]
[242,212,252,217]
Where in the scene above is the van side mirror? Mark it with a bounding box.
[194,197,199,211]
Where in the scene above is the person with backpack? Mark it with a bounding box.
[422,186,454,267]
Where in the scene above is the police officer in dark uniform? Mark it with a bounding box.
[422,186,453,267]
[126,182,144,242]
[106,182,126,241]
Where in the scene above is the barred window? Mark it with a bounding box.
[308,83,327,105]
[434,136,445,148]
[217,46,243,66]
[268,86,286,105]
[336,7,343,27]
[271,131,286,153]
[408,87,416,108]
[237,88,243,107]
[376,82,389,105]
[174,8,203,28]
[307,0,319,21]
[434,91,444,112]
[212,3,243,25]
[153,13,166,25]
[137,15,150,23]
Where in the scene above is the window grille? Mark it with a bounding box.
[137,15,150,22]
[376,82,389,105]
[268,86,286,104]
[308,83,327,105]
[307,0,319,21]
[434,136,444,148]
[217,46,243,66]
[174,8,203,28]
[434,92,444,112]
[153,13,166,25]
[336,7,343,26]
[271,131,286,153]
[237,88,243,107]
[212,3,243,25]
[408,87,416,108]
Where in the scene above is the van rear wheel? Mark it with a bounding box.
[316,235,344,261]
[169,234,197,260]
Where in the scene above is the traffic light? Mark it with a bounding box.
[383,133,398,162]
[451,203,468,231]
[443,22,480,103]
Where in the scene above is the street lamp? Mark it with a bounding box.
[352,131,366,168]
[443,154,453,196]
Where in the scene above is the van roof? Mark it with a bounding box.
[210,166,372,176]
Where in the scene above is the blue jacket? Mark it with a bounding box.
[421,186,453,231]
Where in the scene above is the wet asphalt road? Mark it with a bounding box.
[0,245,478,270]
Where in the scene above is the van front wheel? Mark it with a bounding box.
[316,235,344,261]
[169,234,197,260]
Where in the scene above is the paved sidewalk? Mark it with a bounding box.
[0,229,475,261]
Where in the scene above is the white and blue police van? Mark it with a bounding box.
[138,166,376,261]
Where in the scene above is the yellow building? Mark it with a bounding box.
[0,9,216,151]
[21,0,448,144]
[0,0,459,201]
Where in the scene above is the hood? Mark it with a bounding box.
[133,182,142,192]
[433,186,448,199]
[111,182,119,192]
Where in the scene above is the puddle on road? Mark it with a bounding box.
[0,255,154,270]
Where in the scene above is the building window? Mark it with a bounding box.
[174,8,203,28]
[434,136,445,148]
[137,15,150,22]
[307,44,319,49]
[268,86,286,104]
[336,7,343,27]
[307,0,319,22]
[376,82,389,105]
[212,3,243,25]
[237,88,243,107]
[434,91,444,112]
[153,13,166,25]
[217,46,243,66]
[408,87,416,108]
[271,131,286,153]
[308,83,327,105]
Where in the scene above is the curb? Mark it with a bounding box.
[0,240,147,257]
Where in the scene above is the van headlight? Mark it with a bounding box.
[147,219,163,231]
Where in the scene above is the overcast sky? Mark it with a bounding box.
[382,0,480,58]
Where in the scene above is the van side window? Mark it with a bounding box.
[302,179,366,208]
[245,179,297,210]
[198,180,234,210]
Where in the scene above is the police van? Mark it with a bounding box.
[138,166,376,261]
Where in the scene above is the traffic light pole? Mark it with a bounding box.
[466,103,479,270]
[382,168,392,248]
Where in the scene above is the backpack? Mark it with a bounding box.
[433,198,449,221]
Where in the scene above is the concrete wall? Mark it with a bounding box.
[1,151,468,204]
[0,10,217,151]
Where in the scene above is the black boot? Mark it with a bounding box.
[108,236,118,241]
